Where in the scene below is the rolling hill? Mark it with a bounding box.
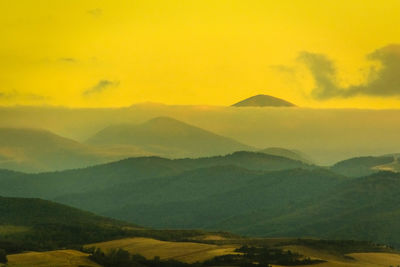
[0,128,146,172]
[6,250,101,267]
[259,147,313,163]
[0,195,136,253]
[331,155,395,177]
[2,152,400,247]
[245,171,400,247]
[56,167,400,247]
[232,94,296,107]
[85,237,239,264]
[57,168,341,229]
[0,151,309,199]
[86,116,254,158]
[0,196,223,255]
[83,237,400,267]
[0,128,102,172]
[6,238,399,267]
[374,155,400,172]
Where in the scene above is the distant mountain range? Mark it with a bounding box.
[0,125,315,173]
[0,127,161,172]
[0,117,256,172]
[2,105,400,164]
[232,94,296,107]
[86,116,254,158]
[0,128,118,172]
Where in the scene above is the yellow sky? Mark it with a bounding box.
[1,0,400,108]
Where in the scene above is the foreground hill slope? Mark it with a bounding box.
[86,116,254,158]
[6,250,101,267]
[1,196,240,267]
[7,236,399,267]
[232,94,296,107]
[0,195,124,226]
[0,196,136,253]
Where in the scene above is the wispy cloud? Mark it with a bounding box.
[87,8,103,17]
[299,44,400,99]
[0,89,49,101]
[82,80,120,97]
[270,65,296,74]
[58,57,77,63]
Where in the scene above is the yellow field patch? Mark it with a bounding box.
[348,252,400,266]
[6,249,100,267]
[85,237,239,263]
[192,234,228,241]
[273,246,400,267]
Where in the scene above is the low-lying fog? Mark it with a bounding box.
[1,104,400,165]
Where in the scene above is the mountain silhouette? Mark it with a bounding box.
[0,128,112,172]
[232,94,296,107]
[87,116,253,158]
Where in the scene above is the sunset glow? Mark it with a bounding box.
[2,0,400,108]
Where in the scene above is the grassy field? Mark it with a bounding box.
[4,237,400,267]
[374,160,400,172]
[85,237,240,263]
[86,237,400,266]
[6,250,100,267]
[274,245,400,267]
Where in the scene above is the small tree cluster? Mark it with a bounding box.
[88,247,200,267]
[0,249,7,264]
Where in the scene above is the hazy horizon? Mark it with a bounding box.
[1,102,400,165]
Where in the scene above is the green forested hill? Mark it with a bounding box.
[0,151,309,199]
[55,167,400,247]
[259,147,313,163]
[243,171,400,247]
[331,155,394,177]
[0,196,127,228]
[0,196,135,253]
[95,168,343,229]
[0,195,224,256]
[1,152,400,248]
[177,151,310,170]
